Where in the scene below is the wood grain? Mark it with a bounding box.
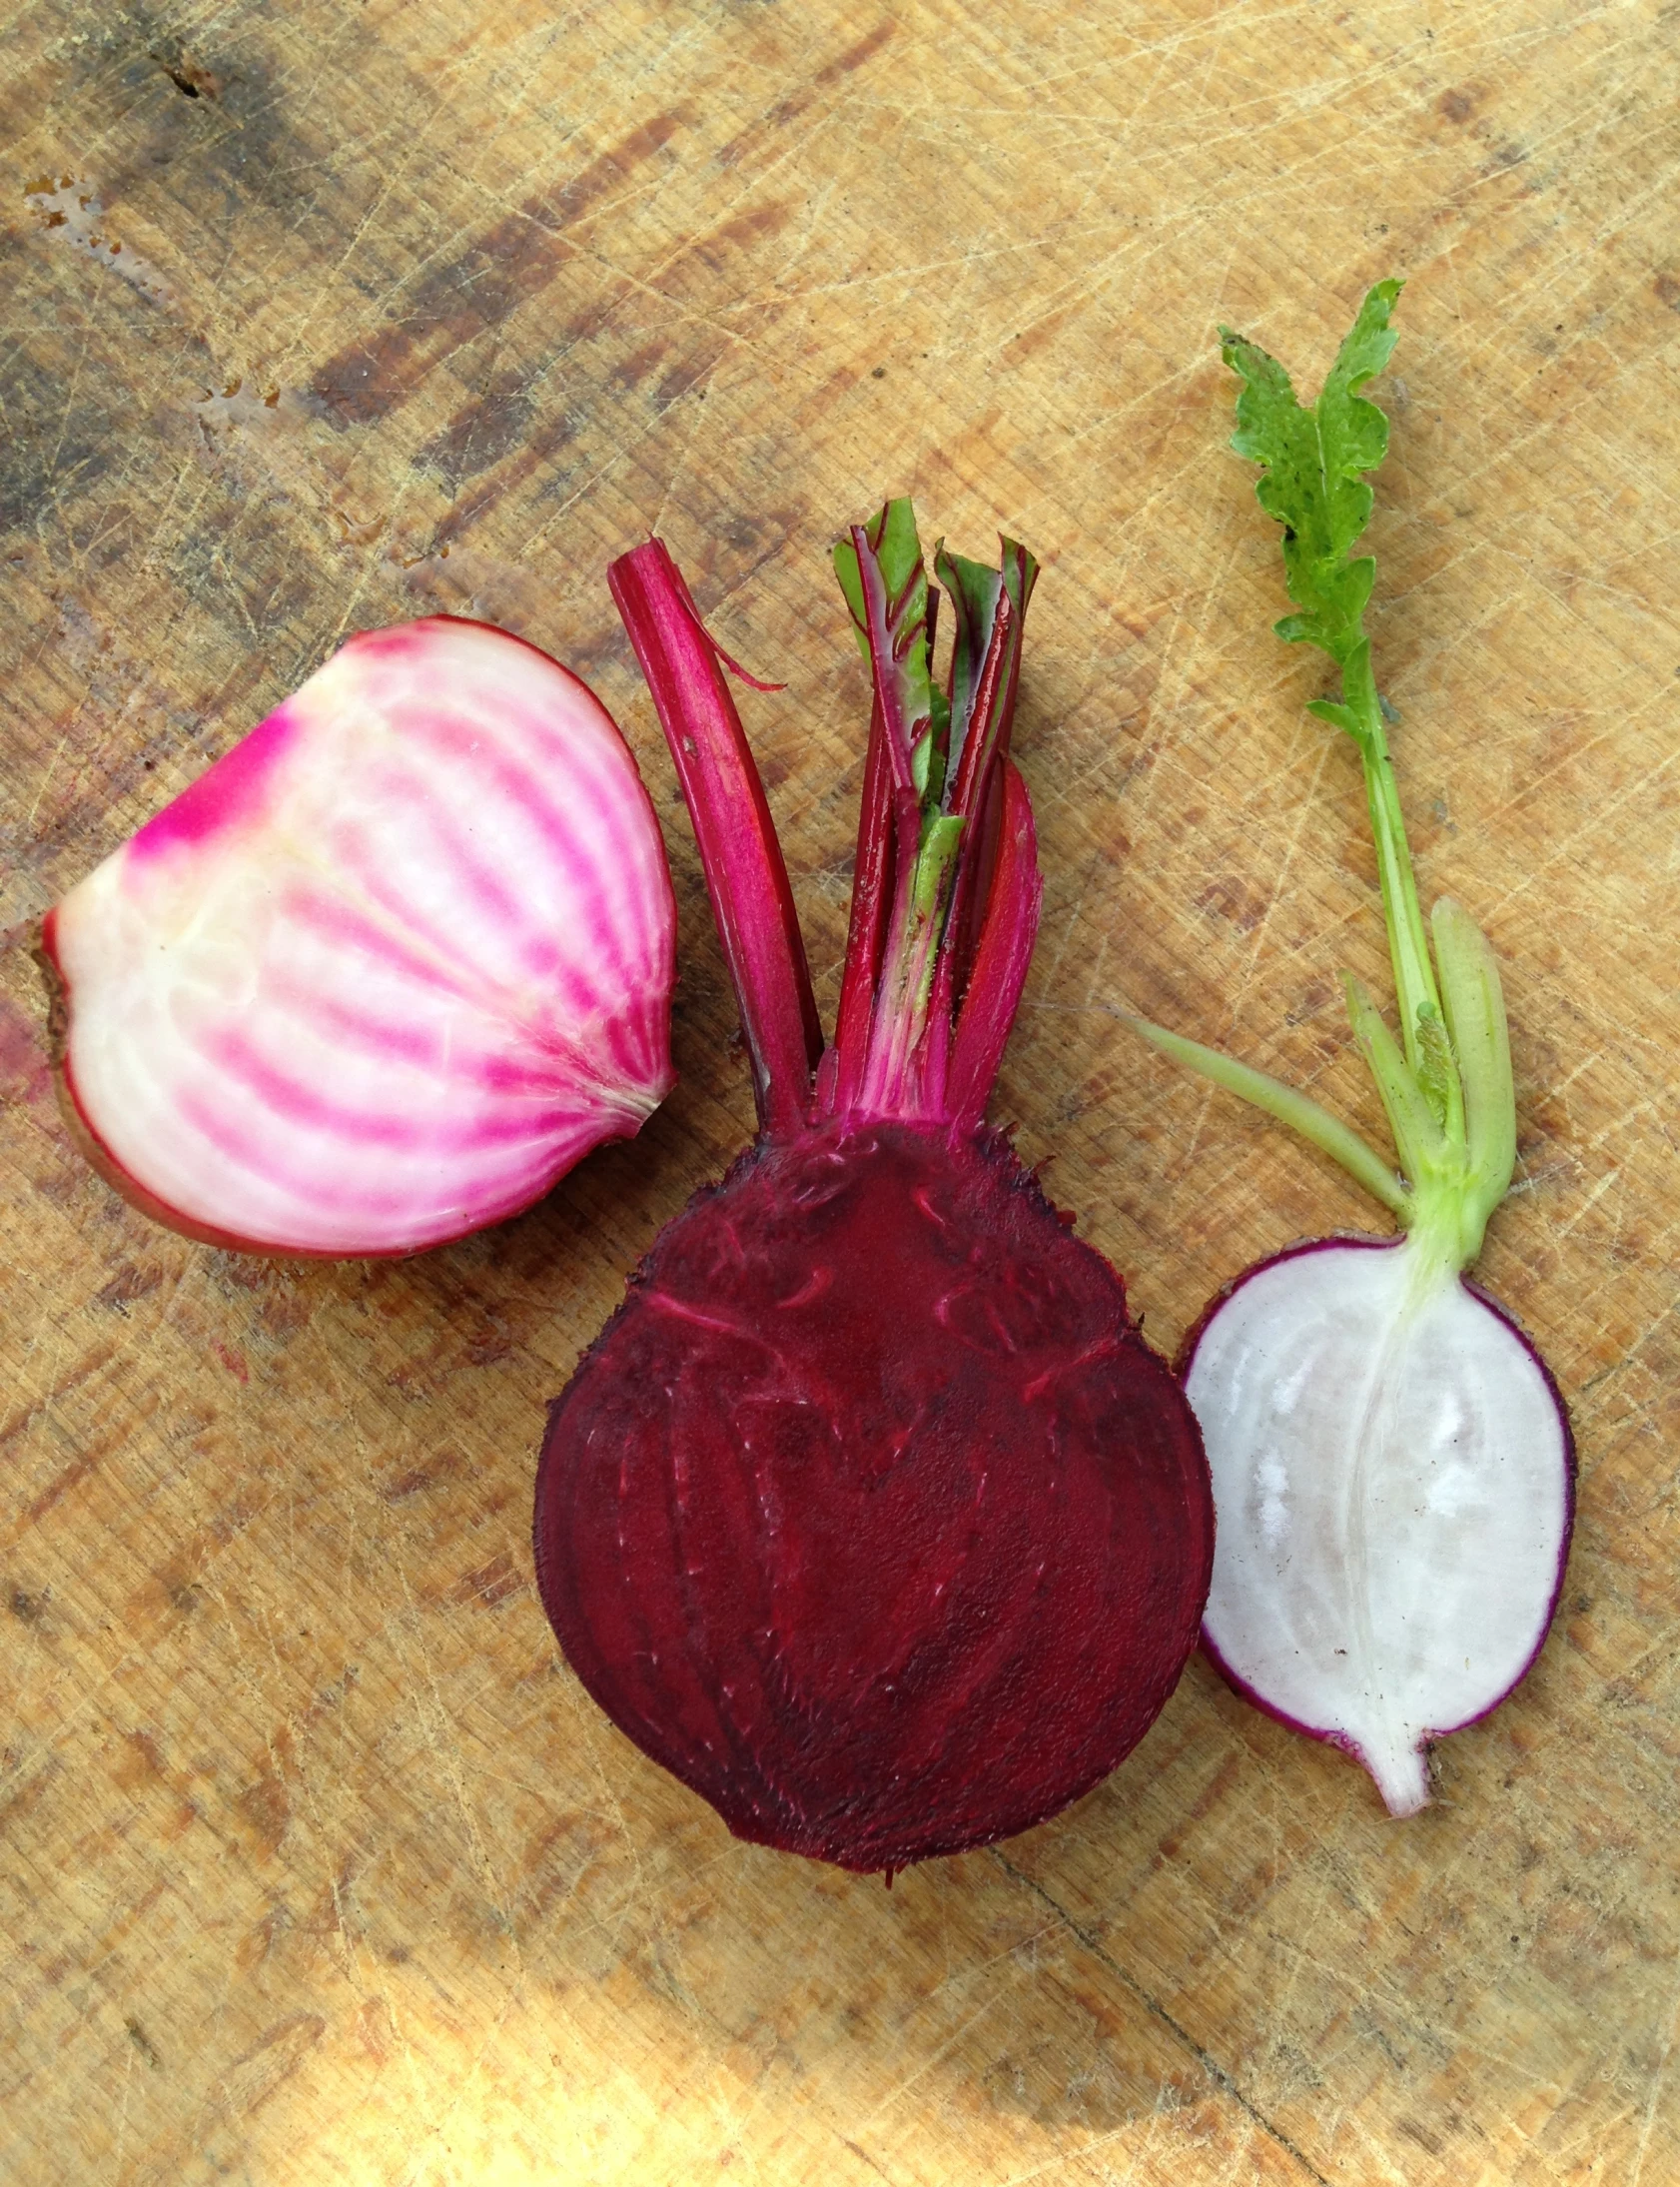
[3,2,1678,2181]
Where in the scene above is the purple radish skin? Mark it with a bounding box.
[43,615,675,1257]
[534,506,1214,1873]
[1126,283,1574,1815]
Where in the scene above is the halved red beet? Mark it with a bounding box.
[42,616,675,1257]
[534,506,1213,1872]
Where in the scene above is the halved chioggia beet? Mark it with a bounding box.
[41,616,676,1257]
[1125,283,1574,1816]
[533,505,1214,1874]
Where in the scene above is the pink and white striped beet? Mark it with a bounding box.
[43,616,675,1257]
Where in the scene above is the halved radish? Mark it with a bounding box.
[1128,283,1574,1813]
[1185,1234,1572,1815]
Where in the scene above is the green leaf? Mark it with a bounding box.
[837,500,935,794]
[832,536,869,659]
[912,812,964,918]
[1221,279,1402,668]
[1305,697,1361,736]
[911,724,939,801]
[999,540,1039,642]
[1207,279,1524,1274]
[1319,279,1403,516]
[869,497,927,607]
[934,545,1002,762]
[834,499,931,678]
[1412,999,1456,1130]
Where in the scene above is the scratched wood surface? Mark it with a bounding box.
[3,2,1678,2181]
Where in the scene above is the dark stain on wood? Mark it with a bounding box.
[1193,874,1268,932]
[417,384,535,491]
[94,1262,165,1314]
[0,998,51,1105]
[1154,1753,1245,1865]
[688,198,793,280]
[125,2015,165,2069]
[654,355,717,413]
[381,1447,468,1501]
[744,23,897,149]
[0,1760,58,1840]
[82,13,308,223]
[612,338,671,393]
[211,1340,251,1383]
[531,109,691,228]
[451,1552,522,1609]
[10,1347,121,1475]
[114,1730,170,1791]
[814,21,896,83]
[238,1773,291,1856]
[431,410,577,551]
[149,35,223,102]
[0,327,119,537]
[310,113,688,428]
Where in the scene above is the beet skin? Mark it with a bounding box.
[535,1120,1212,1872]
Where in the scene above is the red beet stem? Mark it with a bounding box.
[612,507,1044,1134]
[827,693,897,1115]
[847,521,943,1116]
[945,762,1042,1132]
[608,542,822,1136]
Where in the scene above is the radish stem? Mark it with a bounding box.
[1136,282,1517,1274]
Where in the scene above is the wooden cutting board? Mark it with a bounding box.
[3,4,1677,2181]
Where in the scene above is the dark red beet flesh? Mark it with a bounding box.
[535,1120,1212,1872]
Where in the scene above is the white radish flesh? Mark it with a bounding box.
[44,616,676,1256]
[1188,1237,1573,1814]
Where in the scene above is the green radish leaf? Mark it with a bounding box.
[1413,1000,1455,1127]
[1222,279,1402,671]
[1305,697,1362,736]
